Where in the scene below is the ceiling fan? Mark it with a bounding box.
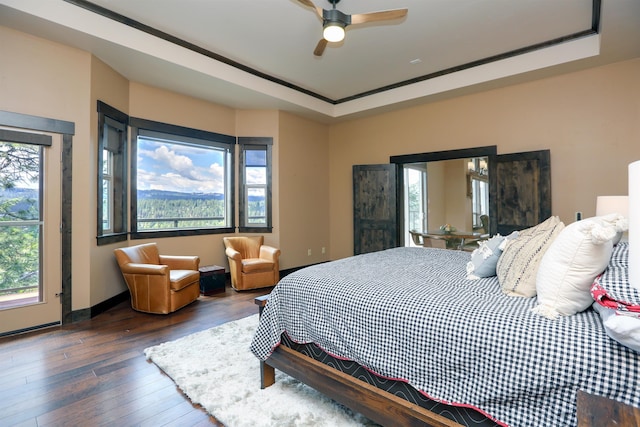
[297,0,408,56]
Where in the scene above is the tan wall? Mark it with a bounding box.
[424,159,473,233]
[329,58,640,260]
[89,57,131,306]
[129,82,237,136]
[278,111,330,265]
[443,159,470,231]
[0,26,93,311]
[427,161,445,228]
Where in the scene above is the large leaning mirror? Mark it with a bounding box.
[390,146,497,248]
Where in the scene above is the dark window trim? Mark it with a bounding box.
[129,117,235,239]
[129,117,235,145]
[97,100,128,124]
[96,101,128,246]
[0,110,75,135]
[97,232,129,246]
[0,128,52,146]
[238,137,273,233]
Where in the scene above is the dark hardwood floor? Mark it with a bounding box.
[0,285,271,426]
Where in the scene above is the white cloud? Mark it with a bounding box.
[245,167,266,185]
[138,142,226,193]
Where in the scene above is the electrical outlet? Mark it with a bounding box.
[322,247,326,254]
[307,248,312,256]
[575,211,582,221]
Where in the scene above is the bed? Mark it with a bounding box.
[250,242,640,426]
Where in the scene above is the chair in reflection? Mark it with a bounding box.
[473,215,490,234]
[465,215,491,251]
[409,230,424,246]
[410,230,447,249]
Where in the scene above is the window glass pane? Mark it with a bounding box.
[246,149,266,166]
[102,149,112,232]
[102,149,110,175]
[97,103,128,243]
[102,178,111,232]
[136,136,229,231]
[0,142,40,220]
[0,142,41,305]
[247,187,266,224]
[471,177,489,227]
[245,166,266,185]
[406,168,424,232]
[239,139,271,231]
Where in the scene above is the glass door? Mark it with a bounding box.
[0,131,61,334]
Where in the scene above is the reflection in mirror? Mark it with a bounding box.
[467,157,490,233]
[403,156,489,247]
[390,145,497,248]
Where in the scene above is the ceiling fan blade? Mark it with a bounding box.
[313,39,328,56]
[350,8,408,25]
[296,0,323,19]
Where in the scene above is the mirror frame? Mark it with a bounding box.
[390,145,498,244]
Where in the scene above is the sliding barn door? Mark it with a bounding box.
[491,149,551,235]
[353,164,398,255]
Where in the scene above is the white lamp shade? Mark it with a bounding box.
[596,196,629,217]
[323,24,345,42]
[629,161,640,290]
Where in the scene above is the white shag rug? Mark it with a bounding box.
[144,314,377,427]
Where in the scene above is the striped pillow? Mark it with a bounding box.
[496,216,565,297]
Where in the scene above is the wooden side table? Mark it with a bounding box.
[198,265,226,295]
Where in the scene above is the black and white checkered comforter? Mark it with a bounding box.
[251,246,640,427]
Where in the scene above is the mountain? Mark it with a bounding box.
[0,187,39,217]
[0,187,38,200]
[138,189,224,201]
[138,189,263,202]
[1,188,262,204]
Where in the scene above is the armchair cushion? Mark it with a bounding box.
[170,270,201,291]
[242,259,275,274]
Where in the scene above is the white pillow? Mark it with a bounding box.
[531,216,619,319]
[601,213,629,245]
[593,303,640,352]
[497,216,565,298]
[466,232,518,280]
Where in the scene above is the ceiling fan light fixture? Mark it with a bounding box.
[323,22,345,42]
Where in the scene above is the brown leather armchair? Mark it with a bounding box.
[113,243,200,314]
[223,236,280,291]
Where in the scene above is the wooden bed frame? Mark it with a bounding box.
[260,344,461,427]
[254,295,461,427]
